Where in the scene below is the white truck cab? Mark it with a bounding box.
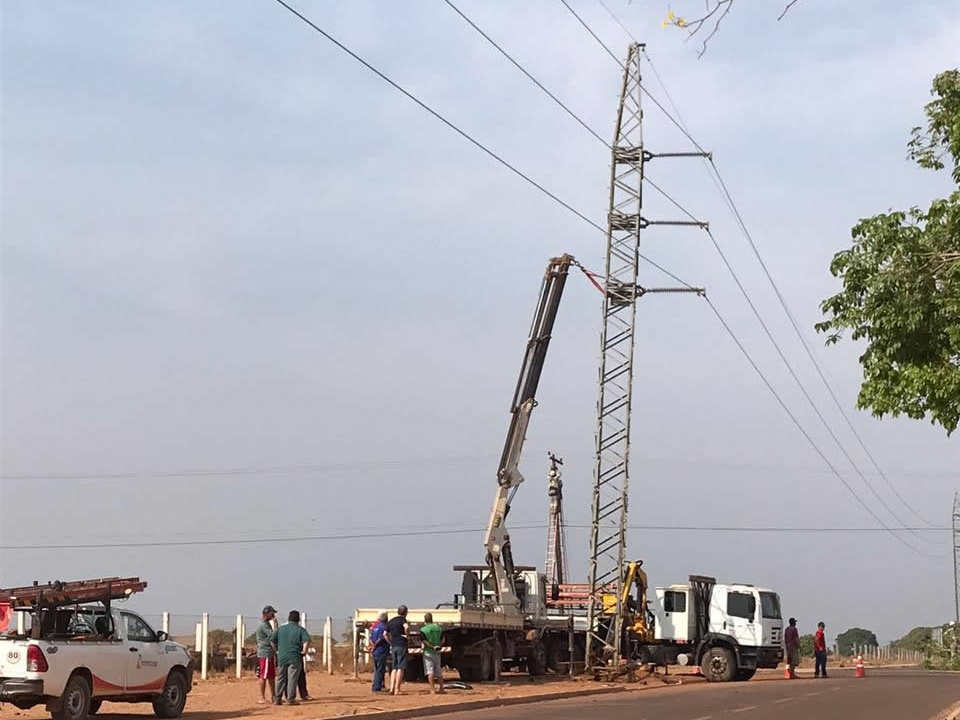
[651,577,783,681]
[0,578,193,720]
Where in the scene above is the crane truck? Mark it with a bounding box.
[353,254,784,682]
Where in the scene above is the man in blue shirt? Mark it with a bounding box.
[367,612,389,692]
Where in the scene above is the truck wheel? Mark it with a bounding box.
[152,671,187,719]
[545,638,561,673]
[527,641,547,676]
[701,647,736,683]
[88,701,102,716]
[52,675,92,720]
[734,668,756,681]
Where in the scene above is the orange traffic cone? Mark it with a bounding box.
[783,665,792,679]
[855,654,865,678]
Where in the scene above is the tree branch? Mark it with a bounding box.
[670,0,803,56]
[778,0,800,21]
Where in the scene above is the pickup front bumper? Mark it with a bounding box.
[0,678,44,708]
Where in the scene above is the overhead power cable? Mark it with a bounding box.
[270,0,683,286]
[446,0,936,552]
[637,48,939,529]
[273,0,935,555]
[1,523,951,551]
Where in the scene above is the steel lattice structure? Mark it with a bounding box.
[585,43,707,669]
[585,43,646,666]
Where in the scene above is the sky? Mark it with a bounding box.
[1,0,959,645]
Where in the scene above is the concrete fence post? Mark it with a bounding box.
[324,616,333,675]
[162,612,170,635]
[301,612,308,631]
[201,613,209,680]
[195,623,202,651]
[236,614,243,679]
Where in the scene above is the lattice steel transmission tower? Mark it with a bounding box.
[585,42,707,669]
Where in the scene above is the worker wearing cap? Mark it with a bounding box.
[784,617,800,678]
[256,605,278,704]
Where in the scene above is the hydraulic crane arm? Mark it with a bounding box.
[484,254,574,612]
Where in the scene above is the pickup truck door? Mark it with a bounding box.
[120,612,167,693]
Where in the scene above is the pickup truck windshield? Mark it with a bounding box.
[760,591,782,619]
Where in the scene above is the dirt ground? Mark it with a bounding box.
[0,668,695,720]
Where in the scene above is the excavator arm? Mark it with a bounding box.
[483,254,574,612]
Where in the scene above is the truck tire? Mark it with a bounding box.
[52,674,92,720]
[545,637,561,673]
[527,641,547,677]
[701,647,736,683]
[88,701,102,716]
[152,671,187,719]
[734,668,756,681]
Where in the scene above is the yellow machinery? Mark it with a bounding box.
[601,561,654,642]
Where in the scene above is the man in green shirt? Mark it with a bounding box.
[420,613,444,694]
[270,610,311,705]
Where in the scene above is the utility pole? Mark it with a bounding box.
[585,42,707,671]
[953,492,960,658]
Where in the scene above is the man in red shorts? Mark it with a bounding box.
[256,605,278,704]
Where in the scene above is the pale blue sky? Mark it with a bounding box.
[2,0,959,643]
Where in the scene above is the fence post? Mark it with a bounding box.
[195,623,202,651]
[301,612,308,631]
[162,613,170,635]
[352,616,359,679]
[201,613,209,681]
[236,614,243,679]
[324,617,333,675]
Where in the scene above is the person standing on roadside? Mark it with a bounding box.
[384,606,409,696]
[367,613,390,693]
[419,612,445,695]
[814,621,828,678]
[255,606,277,704]
[784,617,800,679]
[270,610,311,706]
[296,612,311,701]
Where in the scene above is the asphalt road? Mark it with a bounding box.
[436,669,960,720]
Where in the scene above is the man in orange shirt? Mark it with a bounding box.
[814,621,828,678]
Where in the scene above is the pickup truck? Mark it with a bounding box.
[0,604,193,720]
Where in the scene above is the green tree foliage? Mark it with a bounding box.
[893,626,933,651]
[837,627,878,655]
[817,70,960,434]
[799,633,815,657]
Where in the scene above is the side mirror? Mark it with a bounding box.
[156,631,169,642]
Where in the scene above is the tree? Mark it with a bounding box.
[662,1,802,57]
[207,628,234,654]
[837,627,878,656]
[799,633,815,657]
[817,70,960,435]
[893,626,933,652]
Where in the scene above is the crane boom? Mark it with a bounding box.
[484,254,574,612]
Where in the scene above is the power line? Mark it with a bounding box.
[638,48,939,529]
[1,523,951,551]
[269,0,683,287]
[449,5,939,554]
[555,7,940,548]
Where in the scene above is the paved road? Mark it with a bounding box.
[437,669,960,720]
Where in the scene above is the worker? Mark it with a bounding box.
[296,610,311,702]
[814,621,828,678]
[270,610,311,706]
[384,605,409,696]
[255,605,277,704]
[420,612,445,695]
[784,617,800,678]
[367,613,390,693]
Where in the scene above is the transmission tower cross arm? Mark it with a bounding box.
[484,254,575,612]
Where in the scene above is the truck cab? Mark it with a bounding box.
[651,579,783,680]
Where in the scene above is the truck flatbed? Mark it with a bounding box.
[354,607,525,631]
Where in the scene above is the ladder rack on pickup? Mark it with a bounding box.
[0,577,147,608]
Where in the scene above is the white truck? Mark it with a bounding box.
[0,578,193,720]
